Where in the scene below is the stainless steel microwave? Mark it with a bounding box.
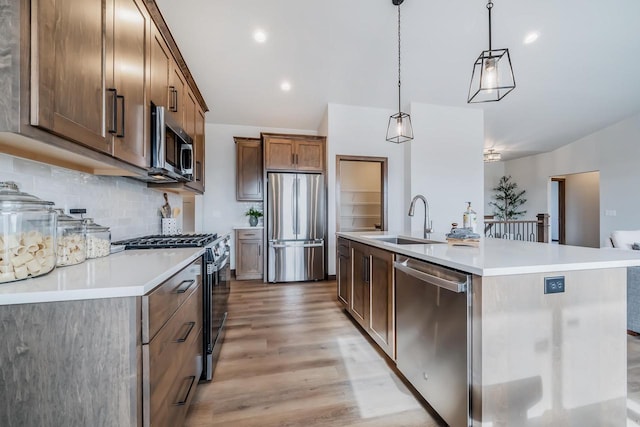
[150,104,193,182]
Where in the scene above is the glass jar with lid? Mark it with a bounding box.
[0,181,57,283]
[84,218,111,259]
[54,209,86,266]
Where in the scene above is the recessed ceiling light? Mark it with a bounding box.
[253,29,267,43]
[524,32,539,44]
[280,81,292,92]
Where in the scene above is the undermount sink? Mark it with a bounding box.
[367,235,445,245]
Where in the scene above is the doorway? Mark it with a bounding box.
[550,178,565,244]
[336,156,388,232]
[550,171,600,248]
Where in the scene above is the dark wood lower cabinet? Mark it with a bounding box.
[0,258,203,427]
[338,239,395,360]
[337,238,351,307]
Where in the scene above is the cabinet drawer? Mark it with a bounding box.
[144,280,202,426]
[237,229,262,240]
[143,258,202,343]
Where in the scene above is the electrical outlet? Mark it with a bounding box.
[605,210,617,217]
[544,276,565,294]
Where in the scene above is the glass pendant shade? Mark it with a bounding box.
[386,112,413,144]
[468,49,515,103]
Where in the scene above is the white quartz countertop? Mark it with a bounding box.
[233,225,264,230]
[0,247,205,306]
[337,231,640,276]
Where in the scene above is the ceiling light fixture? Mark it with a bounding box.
[280,81,291,92]
[467,1,516,103]
[253,29,267,43]
[386,0,413,144]
[483,149,502,162]
[524,32,539,44]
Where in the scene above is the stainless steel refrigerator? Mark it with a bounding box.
[267,172,326,282]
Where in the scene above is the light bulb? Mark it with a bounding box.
[482,58,498,93]
[396,117,403,136]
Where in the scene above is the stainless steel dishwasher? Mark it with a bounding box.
[395,255,471,427]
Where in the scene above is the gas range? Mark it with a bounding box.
[113,233,218,249]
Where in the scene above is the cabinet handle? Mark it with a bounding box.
[295,153,298,164]
[258,245,261,256]
[175,279,195,294]
[173,88,179,112]
[173,376,196,406]
[196,161,202,182]
[107,88,118,134]
[175,321,196,343]
[116,94,125,138]
[169,86,177,112]
[291,153,295,165]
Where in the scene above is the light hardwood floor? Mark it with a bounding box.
[186,279,640,427]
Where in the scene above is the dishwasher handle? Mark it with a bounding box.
[394,260,467,293]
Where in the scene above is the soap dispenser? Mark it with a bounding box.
[462,202,478,233]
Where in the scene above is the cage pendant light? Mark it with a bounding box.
[467,1,516,103]
[386,0,413,143]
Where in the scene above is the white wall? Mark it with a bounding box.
[0,153,183,241]
[202,123,316,269]
[325,102,484,275]
[484,161,505,218]
[407,103,485,233]
[565,172,600,248]
[326,103,406,275]
[502,112,640,246]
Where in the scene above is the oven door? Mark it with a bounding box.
[205,252,229,381]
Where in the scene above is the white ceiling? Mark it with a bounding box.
[155,0,640,160]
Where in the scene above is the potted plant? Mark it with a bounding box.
[245,206,263,227]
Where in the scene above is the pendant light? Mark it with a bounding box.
[386,0,413,144]
[467,1,515,103]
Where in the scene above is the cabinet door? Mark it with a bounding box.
[295,139,324,171]
[350,242,369,328]
[264,136,295,170]
[236,239,263,280]
[186,106,205,193]
[31,0,112,154]
[149,25,171,109]
[337,238,351,308]
[184,89,196,138]
[168,62,186,127]
[111,0,149,168]
[235,138,263,201]
[368,246,395,359]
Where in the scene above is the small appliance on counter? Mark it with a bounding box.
[112,232,231,382]
[0,181,57,283]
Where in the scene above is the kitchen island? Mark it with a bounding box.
[337,231,640,427]
[0,248,205,427]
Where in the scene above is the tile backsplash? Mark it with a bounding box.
[0,153,182,240]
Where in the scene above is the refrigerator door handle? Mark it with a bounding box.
[295,176,301,237]
[291,177,297,236]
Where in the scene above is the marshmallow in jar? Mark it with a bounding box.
[0,182,57,283]
[83,218,111,259]
[53,209,87,267]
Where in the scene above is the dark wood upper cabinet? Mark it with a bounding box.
[262,133,325,172]
[186,106,205,193]
[149,25,171,109]
[31,0,112,154]
[31,0,150,168]
[168,62,186,128]
[235,137,263,201]
[111,0,150,168]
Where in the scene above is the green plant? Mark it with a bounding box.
[245,207,263,218]
[490,175,527,220]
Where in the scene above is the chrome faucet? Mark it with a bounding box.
[408,194,433,238]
